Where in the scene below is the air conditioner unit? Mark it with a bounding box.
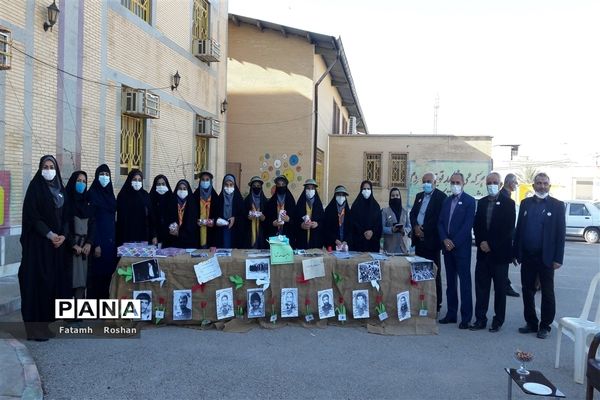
[0,27,12,70]
[348,116,357,134]
[121,88,160,119]
[192,38,220,62]
[196,116,220,138]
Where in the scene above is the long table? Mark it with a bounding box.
[111,250,438,335]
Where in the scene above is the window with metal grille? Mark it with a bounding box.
[192,0,210,40]
[194,136,209,180]
[389,153,408,188]
[316,148,325,190]
[120,115,145,176]
[363,153,382,187]
[342,118,347,135]
[332,100,340,134]
[0,28,12,70]
[121,0,151,23]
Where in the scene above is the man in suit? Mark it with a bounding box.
[499,173,520,297]
[513,172,565,339]
[437,172,476,329]
[410,172,447,312]
[470,172,516,332]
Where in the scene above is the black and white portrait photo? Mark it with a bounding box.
[357,260,382,283]
[133,290,152,321]
[280,288,298,318]
[245,258,270,280]
[216,287,234,320]
[318,289,335,319]
[247,288,265,318]
[410,262,435,282]
[352,290,370,319]
[132,259,160,283]
[397,291,411,321]
[173,289,192,321]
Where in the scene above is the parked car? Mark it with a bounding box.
[565,200,600,243]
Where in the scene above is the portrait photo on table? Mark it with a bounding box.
[173,289,193,320]
[245,258,270,280]
[410,262,435,282]
[216,287,234,320]
[397,291,411,321]
[133,290,153,321]
[352,290,370,319]
[247,288,265,318]
[280,288,298,318]
[357,260,382,283]
[318,288,335,319]
[132,259,160,283]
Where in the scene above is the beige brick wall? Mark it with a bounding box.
[0,0,27,27]
[155,0,192,52]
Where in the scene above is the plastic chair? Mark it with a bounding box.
[586,332,600,400]
[555,271,600,384]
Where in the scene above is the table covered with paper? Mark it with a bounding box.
[110,249,439,336]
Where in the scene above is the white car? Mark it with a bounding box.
[565,200,600,243]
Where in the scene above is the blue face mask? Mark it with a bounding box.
[200,181,211,190]
[75,181,86,194]
[98,175,110,187]
[423,182,433,193]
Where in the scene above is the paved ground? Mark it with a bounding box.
[12,241,600,399]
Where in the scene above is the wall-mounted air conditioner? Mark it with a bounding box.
[122,88,160,119]
[196,115,220,138]
[192,38,220,63]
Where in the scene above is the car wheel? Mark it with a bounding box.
[584,228,600,244]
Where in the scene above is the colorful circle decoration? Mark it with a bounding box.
[289,154,299,166]
[290,183,297,189]
[297,176,303,182]
[262,162,268,168]
[283,168,295,182]
[268,166,273,172]
[266,182,271,188]
[275,170,281,176]
[282,154,287,159]
[259,155,264,162]
[261,172,269,180]
[274,159,282,168]
[283,162,288,168]
[296,166,301,172]
[265,153,270,159]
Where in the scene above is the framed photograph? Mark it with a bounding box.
[216,287,234,320]
[352,290,370,319]
[133,290,152,321]
[247,288,265,318]
[132,259,160,283]
[245,258,270,281]
[318,289,335,319]
[410,261,435,282]
[173,289,192,321]
[357,260,382,283]
[280,288,298,318]
[397,291,411,321]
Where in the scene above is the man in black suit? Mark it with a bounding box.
[470,173,516,332]
[410,172,447,312]
[513,172,565,339]
[499,173,520,297]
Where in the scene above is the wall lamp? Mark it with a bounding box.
[171,71,180,91]
[220,99,228,114]
[43,0,60,32]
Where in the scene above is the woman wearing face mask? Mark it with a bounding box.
[19,155,68,340]
[214,174,245,248]
[116,169,152,246]
[350,180,383,252]
[323,185,353,251]
[149,174,176,248]
[243,176,269,249]
[294,179,324,250]
[381,188,411,254]
[171,179,199,248]
[264,175,296,244]
[65,171,95,301]
[193,171,218,248]
[87,164,117,299]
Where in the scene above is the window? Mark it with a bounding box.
[120,115,145,176]
[194,136,209,180]
[121,0,151,23]
[332,101,340,134]
[363,153,382,186]
[389,153,408,188]
[0,28,11,70]
[315,148,325,190]
[192,0,210,40]
[569,203,591,217]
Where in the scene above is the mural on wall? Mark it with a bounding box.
[257,151,304,191]
[407,160,492,207]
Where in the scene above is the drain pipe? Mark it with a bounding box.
[312,51,340,179]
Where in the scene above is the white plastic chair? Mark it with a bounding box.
[555,271,600,384]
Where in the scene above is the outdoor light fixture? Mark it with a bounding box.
[220,98,228,114]
[171,71,180,91]
[43,0,60,32]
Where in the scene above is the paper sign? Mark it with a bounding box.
[193,256,222,284]
[338,314,347,321]
[270,243,294,265]
[302,257,325,280]
[155,310,164,319]
[419,309,428,317]
[378,312,389,321]
[305,314,314,322]
[270,315,277,323]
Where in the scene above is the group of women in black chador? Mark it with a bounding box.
[19,155,410,340]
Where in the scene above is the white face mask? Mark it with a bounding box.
[224,187,235,195]
[336,196,346,206]
[42,169,56,181]
[132,181,142,191]
[177,190,188,200]
[155,185,168,195]
[451,185,462,195]
[305,189,315,199]
[361,189,372,199]
[535,191,549,199]
[487,184,499,196]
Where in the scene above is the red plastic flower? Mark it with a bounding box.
[158,297,166,305]
[192,283,206,293]
[419,293,425,301]
[236,299,244,306]
[410,278,418,287]
[200,301,208,309]
[268,297,276,306]
[296,274,308,284]
[304,297,311,306]
[375,295,383,304]
[338,296,345,304]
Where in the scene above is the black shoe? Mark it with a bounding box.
[439,317,457,324]
[459,322,470,329]
[489,325,501,332]
[518,325,538,334]
[506,287,520,297]
[469,321,486,331]
[537,328,550,339]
